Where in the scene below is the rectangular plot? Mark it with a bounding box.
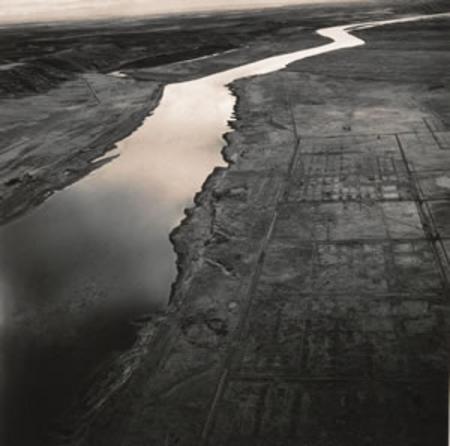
[274,202,423,241]
[260,240,442,294]
[235,289,445,378]
[287,152,412,202]
[398,132,450,171]
[298,134,400,155]
[417,171,450,200]
[292,152,406,177]
[435,131,450,150]
[208,379,447,446]
[428,200,450,238]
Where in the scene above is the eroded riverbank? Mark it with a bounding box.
[0,17,328,446]
[1,5,450,446]
[81,14,450,446]
[39,12,450,446]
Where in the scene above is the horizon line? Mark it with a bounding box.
[0,0,363,27]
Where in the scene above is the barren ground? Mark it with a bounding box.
[0,1,449,445]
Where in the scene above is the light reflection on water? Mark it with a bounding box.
[0,76,237,324]
[0,23,366,334]
[0,12,447,444]
[0,51,236,446]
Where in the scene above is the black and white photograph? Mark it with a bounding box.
[0,0,449,445]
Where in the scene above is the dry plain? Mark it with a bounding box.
[0,1,449,445]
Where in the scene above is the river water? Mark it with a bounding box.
[2,13,447,325]
[0,11,448,444]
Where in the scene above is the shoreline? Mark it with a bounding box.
[48,12,450,443]
[83,14,450,445]
[1,4,449,445]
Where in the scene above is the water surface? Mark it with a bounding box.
[1,11,448,444]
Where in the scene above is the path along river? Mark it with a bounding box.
[0,11,448,381]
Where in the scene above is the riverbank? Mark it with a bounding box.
[0,1,395,225]
[0,0,445,225]
[0,26,329,446]
[1,3,449,446]
[81,15,450,446]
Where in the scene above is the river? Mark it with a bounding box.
[0,11,448,444]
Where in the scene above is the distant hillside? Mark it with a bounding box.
[0,0,447,98]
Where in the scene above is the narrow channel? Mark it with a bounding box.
[0,11,448,443]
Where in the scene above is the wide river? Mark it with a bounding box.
[0,11,448,442]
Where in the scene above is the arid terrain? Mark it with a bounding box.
[0,1,449,445]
